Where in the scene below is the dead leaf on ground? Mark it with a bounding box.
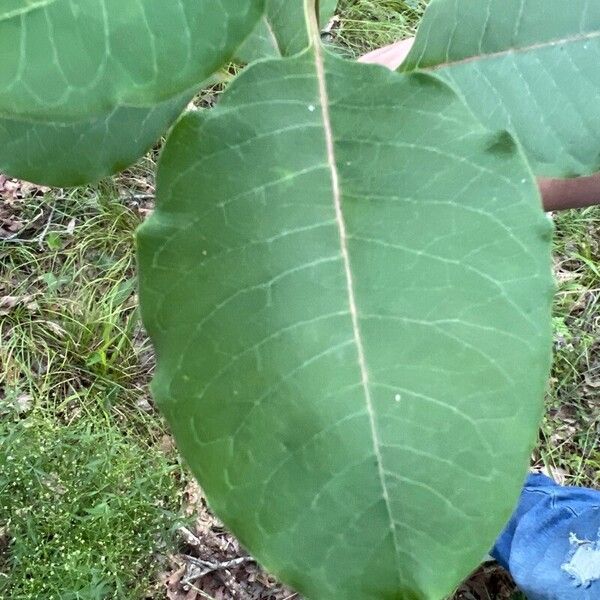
[0,174,51,201]
[584,372,600,389]
[14,393,33,414]
[0,295,39,315]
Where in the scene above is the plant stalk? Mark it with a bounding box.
[304,0,321,46]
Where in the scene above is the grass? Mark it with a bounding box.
[1,178,188,599]
[335,0,426,54]
[0,411,179,600]
[539,207,600,487]
[1,2,599,599]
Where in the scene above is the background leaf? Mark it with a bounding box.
[0,90,191,187]
[0,0,264,185]
[237,0,337,62]
[402,0,600,178]
[138,46,554,599]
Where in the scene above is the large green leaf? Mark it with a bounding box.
[138,16,553,600]
[0,0,264,185]
[237,0,337,62]
[402,0,600,178]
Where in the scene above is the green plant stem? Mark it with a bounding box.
[304,0,321,44]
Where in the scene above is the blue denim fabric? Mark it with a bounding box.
[492,473,600,600]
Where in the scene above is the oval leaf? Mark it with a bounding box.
[402,0,600,178]
[138,30,554,600]
[0,0,264,184]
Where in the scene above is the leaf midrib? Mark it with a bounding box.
[426,29,600,71]
[305,0,403,578]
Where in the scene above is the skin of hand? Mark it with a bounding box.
[359,38,600,212]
